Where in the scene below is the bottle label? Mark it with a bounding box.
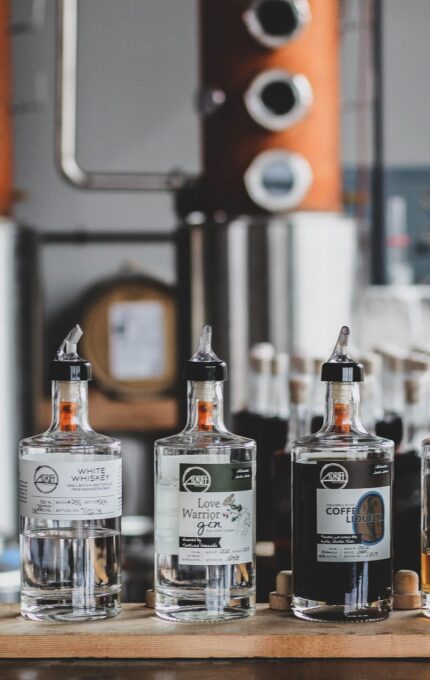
[313,460,391,563]
[19,458,122,520]
[177,462,254,566]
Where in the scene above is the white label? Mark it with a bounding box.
[19,458,122,520]
[316,486,390,562]
[155,456,255,566]
[109,300,165,380]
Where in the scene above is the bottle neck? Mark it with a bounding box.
[321,382,367,434]
[287,402,308,444]
[49,381,91,433]
[402,400,422,450]
[184,381,227,433]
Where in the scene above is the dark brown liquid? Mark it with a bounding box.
[233,410,287,542]
[393,450,421,573]
[271,447,291,570]
[293,461,392,605]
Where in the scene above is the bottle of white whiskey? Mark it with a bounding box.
[155,325,256,622]
[19,325,122,621]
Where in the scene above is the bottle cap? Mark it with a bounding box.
[249,342,275,373]
[185,325,227,382]
[321,326,363,383]
[49,325,92,381]
[360,352,381,376]
[375,413,403,445]
[271,352,289,375]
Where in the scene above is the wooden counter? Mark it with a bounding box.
[1,604,430,659]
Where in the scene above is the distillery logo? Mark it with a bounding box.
[320,463,348,489]
[182,466,211,492]
[34,465,59,494]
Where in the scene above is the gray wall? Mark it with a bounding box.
[12,0,198,315]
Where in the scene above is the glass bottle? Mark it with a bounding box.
[360,353,383,434]
[393,376,423,574]
[292,326,393,623]
[272,374,311,570]
[154,325,256,622]
[19,326,122,622]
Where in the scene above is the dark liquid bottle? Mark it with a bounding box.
[233,347,288,542]
[272,376,310,570]
[393,377,424,574]
[292,326,393,623]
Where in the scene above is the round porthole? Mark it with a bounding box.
[244,150,313,212]
[244,69,313,131]
[243,0,311,49]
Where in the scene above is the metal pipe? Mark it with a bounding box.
[55,0,195,192]
[371,0,386,284]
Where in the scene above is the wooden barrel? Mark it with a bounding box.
[199,0,341,214]
[80,274,176,399]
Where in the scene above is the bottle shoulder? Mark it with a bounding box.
[155,428,255,451]
[292,428,394,454]
[20,428,121,452]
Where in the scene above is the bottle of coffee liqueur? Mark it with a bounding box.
[155,325,256,622]
[19,326,121,622]
[292,326,393,623]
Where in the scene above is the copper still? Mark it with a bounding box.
[199,0,341,215]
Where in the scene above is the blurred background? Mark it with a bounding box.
[2,0,430,602]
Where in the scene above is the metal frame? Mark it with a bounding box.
[56,0,196,191]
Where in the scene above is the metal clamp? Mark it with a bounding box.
[56,0,196,191]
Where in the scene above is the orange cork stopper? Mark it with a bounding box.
[334,403,351,434]
[198,401,214,431]
[60,401,78,432]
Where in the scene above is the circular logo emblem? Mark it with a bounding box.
[34,465,59,494]
[354,491,384,545]
[320,463,349,489]
[182,466,211,492]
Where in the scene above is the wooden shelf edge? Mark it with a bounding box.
[1,605,430,659]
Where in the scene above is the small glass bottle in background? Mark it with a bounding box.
[292,326,393,623]
[394,372,425,574]
[360,353,383,434]
[272,373,311,570]
[422,434,430,617]
[310,357,325,433]
[154,326,256,622]
[19,326,122,622]
[374,346,406,417]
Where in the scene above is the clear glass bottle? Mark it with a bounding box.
[19,326,122,622]
[155,325,256,622]
[292,326,393,623]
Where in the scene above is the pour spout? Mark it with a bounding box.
[332,325,350,358]
[197,325,213,355]
[58,324,83,358]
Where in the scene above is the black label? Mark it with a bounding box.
[179,463,252,493]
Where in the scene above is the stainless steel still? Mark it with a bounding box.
[178,212,357,416]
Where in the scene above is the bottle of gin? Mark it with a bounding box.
[155,325,256,622]
[292,326,393,622]
[19,326,122,621]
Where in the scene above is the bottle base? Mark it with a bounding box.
[155,590,256,623]
[292,595,391,623]
[20,588,121,622]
